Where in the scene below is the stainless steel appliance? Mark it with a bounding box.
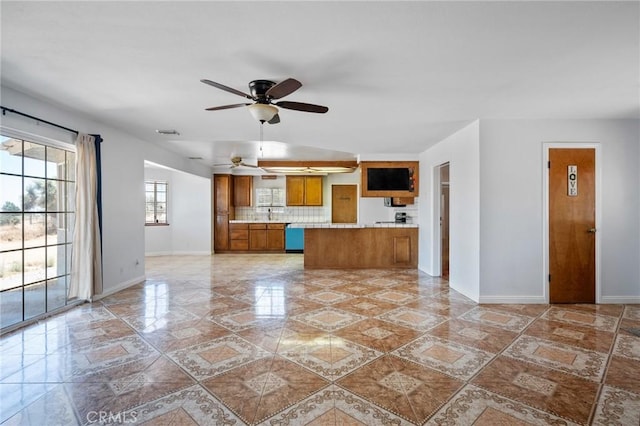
[395,212,407,223]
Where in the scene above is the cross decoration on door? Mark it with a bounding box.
[568,165,578,196]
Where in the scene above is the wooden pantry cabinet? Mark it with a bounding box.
[213,174,233,252]
[286,176,323,206]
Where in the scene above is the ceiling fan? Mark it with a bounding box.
[214,156,260,169]
[201,78,328,124]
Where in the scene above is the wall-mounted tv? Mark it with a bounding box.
[367,168,412,191]
[360,161,419,198]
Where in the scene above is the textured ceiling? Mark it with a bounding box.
[1,1,638,170]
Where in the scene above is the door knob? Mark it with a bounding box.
[588,228,597,233]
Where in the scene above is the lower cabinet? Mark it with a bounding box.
[229,223,249,250]
[249,224,267,250]
[267,224,285,250]
[214,214,230,251]
[230,223,284,252]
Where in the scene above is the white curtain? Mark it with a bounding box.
[68,133,102,301]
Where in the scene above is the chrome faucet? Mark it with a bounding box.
[268,208,272,221]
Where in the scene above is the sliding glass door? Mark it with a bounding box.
[0,134,75,330]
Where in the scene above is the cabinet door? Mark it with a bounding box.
[267,229,284,251]
[304,176,323,206]
[267,224,285,251]
[230,239,249,250]
[286,176,305,206]
[214,214,229,251]
[233,176,253,207]
[214,174,232,213]
[249,229,267,250]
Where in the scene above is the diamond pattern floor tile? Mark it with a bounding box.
[2,254,637,425]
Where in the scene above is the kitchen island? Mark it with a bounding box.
[288,223,418,269]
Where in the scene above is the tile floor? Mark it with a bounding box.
[1,254,639,425]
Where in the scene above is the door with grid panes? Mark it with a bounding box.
[0,134,75,330]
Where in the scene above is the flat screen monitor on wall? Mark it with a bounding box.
[367,167,411,191]
[360,161,419,198]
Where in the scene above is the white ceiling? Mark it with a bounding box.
[1,1,638,170]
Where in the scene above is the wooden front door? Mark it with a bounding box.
[331,185,357,223]
[549,148,596,303]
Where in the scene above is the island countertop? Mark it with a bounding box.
[288,222,417,229]
[303,226,418,269]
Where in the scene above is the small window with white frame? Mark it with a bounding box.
[145,181,168,225]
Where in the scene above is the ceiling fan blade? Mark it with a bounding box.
[275,101,328,114]
[205,103,250,111]
[266,78,302,99]
[240,163,260,168]
[201,79,253,100]
[267,113,280,124]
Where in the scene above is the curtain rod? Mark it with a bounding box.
[1,105,79,135]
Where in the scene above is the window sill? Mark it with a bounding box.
[145,223,170,227]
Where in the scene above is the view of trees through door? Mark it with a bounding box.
[0,134,76,330]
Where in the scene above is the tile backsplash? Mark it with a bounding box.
[235,206,329,223]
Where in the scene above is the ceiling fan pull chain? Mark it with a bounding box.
[259,122,265,157]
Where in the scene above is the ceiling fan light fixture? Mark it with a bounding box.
[247,103,278,123]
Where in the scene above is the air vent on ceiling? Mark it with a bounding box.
[156,129,180,135]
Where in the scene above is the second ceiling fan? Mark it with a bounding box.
[201,78,328,124]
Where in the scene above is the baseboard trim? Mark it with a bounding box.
[599,296,640,304]
[479,296,547,304]
[145,251,211,256]
[93,275,146,301]
[145,251,172,256]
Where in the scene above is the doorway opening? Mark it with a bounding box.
[439,163,450,279]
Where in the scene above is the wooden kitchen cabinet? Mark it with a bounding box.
[213,174,234,252]
[214,174,233,213]
[249,224,267,250]
[233,175,252,207]
[267,223,285,250]
[286,176,305,205]
[229,223,249,250]
[286,176,323,206]
[245,223,285,251]
[304,176,323,205]
[214,214,230,251]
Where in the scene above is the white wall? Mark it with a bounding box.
[419,121,480,302]
[170,170,211,254]
[1,86,213,297]
[479,119,640,303]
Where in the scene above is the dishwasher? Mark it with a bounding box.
[285,225,304,253]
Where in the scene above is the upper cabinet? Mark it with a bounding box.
[233,175,253,207]
[214,174,233,213]
[286,176,323,206]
